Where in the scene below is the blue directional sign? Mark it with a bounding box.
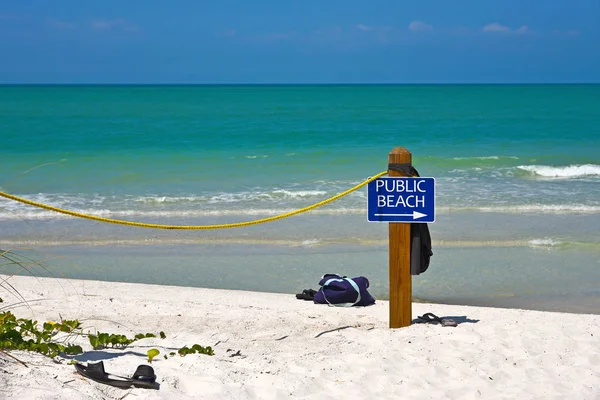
[368,177,435,223]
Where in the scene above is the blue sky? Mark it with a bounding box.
[1,1,598,83]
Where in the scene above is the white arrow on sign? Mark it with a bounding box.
[373,211,428,220]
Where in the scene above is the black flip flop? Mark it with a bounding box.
[295,289,317,301]
[75,361,159,390]
[417,313,457,327]
[132,365,160,389]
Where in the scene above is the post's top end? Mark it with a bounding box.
[389,147,411,155]
[388,147,412,166]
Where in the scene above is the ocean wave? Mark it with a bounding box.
[526,239,600,252]
[420,155,522,171]
[2,188,342,207]
[0,207,368,220]
[2,201,599,221]
[452,156,519,161]
[301,238,321,246]
[136,195,206,204]
[440,204,600,214]
[3,237,597,251]
[204,190,332,204]
[528,238,561,247]
[517,164,600,178]
[271,189,328,198]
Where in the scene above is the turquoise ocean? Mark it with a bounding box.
[1,84,599,314]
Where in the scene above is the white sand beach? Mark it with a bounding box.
[1,274,599,400]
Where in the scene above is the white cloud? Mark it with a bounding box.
[514,25,529,34]
[483,23,530,34]
[91,18,138,32]
[408,21,433,33]
[355,24,393,42]
[482,23,510,33]
[356,24,375,32]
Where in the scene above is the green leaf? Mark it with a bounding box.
[178,346,190,356]
[88,335,99,349]
[65,345,83,355]
[147,348,160,363]
[98,332,109,344]
[159,331,166,339]
[192,344,214,356]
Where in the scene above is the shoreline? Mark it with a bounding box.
[3,241,599,316]
[5,271,600,316]
[2,274,600,399]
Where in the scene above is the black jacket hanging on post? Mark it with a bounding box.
[388,163,433,275]
[410,223,433,275]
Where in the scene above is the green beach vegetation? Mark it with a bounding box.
[0,248,213,366]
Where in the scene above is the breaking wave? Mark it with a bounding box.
[517,164,600,179]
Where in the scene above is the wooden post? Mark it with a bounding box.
[388,147,412,328]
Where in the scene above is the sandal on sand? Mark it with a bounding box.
[75,361,160,390]
[417,313,457,327]
[296,289,317,301]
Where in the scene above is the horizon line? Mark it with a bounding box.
[1,82,599,86]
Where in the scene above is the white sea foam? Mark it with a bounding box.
[300,239,321,246]
[0,206,368,220]
[0,187,367,221]
[529,238,561,247]
[136,195,209,204]
[134,190,330,205]
[271,189,327,198]
[3,199,599,221]
[472,204,600,213]
[452,156,519,160]
[436,204,600,214]
[517,164,600,178]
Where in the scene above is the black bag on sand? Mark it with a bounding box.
[313,274,376,307]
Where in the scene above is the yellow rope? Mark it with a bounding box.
[0,171,388,230]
